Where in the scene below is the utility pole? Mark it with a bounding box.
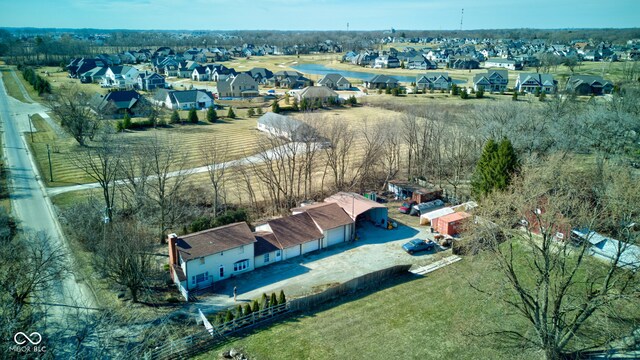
[347,22,349,32]
[46,144,53,182]
[460,8,464,31]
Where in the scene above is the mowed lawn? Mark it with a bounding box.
[196,253,541,360]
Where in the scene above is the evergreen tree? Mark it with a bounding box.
[123,113,132,129]
[471,138,519,198]
[244,303,253,316]
[206,106,217,123]
[278,290,286,304]
[261,293,268,308]
[270,292,278,307]
[292,97,299,111]
[256,107,263,116]
[451,84,459,96]
[236,304,243,317]
[224,309,234,322]
[170,110,180,124]
[512,91,518,101]
[227,107,236,119]
[271,100,280,114]
[476,86,484,99]
[247,107,255,117]
[188,108,198,124]
[300,98,309,111]
[252,300,260,313]
[538,91,546,101]
[460,88,469,99]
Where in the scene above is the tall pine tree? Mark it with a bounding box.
[471,138,518,198]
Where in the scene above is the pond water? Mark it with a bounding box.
[291,63,466,84]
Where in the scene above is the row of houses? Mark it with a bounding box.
[168,193,389,299]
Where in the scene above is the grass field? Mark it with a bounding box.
[0,67,31,103]
[195,252,540,360]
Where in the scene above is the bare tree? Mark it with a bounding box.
[442,125,476,202]
[469,157,640,359]
[379,119,403,191]
[321,118,356,191]
[69,128,122,222]
[45,85,99,146]
[202,137,230,219]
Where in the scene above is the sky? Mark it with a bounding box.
[1,0,638,31]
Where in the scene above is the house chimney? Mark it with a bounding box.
[168,233,178,266]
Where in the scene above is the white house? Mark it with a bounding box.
[483,58,522,70]
[152,89,215,110]
[168,222,256,299]
[515,73,557,94]
[256,112,318,141]
[101,65,139,89]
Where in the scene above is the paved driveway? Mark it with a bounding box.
[191,221,442,314]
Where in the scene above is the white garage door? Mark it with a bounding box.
[302,240,320,254]
[284,246,301,260]
[326,226,346,247]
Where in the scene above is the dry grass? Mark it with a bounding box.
[0,66,31,103]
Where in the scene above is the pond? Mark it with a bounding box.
[291,63,466,84]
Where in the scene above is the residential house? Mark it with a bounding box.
[67,58,106,78]
[416,72,453,91]
[167,222,256,297]
[244,67,274,84]
[254,213,324,260]
[373,55,401,69]
[447,57,480,69]
[473,70,509,92]
[137,71,165,91]
[192,66,210,81]
[79,66,107,84]
[153,89,215,110]
[253,232,284,268]
[101,66,139,89]
[272,71,312,89]
[89,90,146,118]
[484,57,523,70]
[406,55,438,70]
[210,65,238,82]
[565,75,614,95]
[294,86,340,104]
[216,73,259,98]
[364,74,399,89]
[514,73,557,94]
[257,113,318,141]
[317,73,351,90]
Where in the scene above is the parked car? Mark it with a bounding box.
[399,201,417,214]
[402,239,437,255]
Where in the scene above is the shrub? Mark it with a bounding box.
[284,93,290,105]
[539,92,546,101]
[512,92,518,101]
[247,107,255,117]
[166,296,180,303]
[252,300,260,313]
[188,108,198,124]
[385,87,392,94]
[271,100,280,114]
[460,88,469,99]
[227,107,236,119]
[256,107,263,115]
[391,88,400,96]
[122,113,132,129]
[261,293,268,308]
[189,216,211,233]
[476,87,484,99]
[224,310,234,322]
[278,290,286,304]
[270,292,278,307]
[206,106,217,123]
[170,110,180,124]
[244,303,253,315]
[116,121,125,132]
[292,97,299,111]
[236,304,243,317]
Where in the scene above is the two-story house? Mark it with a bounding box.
[473,70,509,92]
[168,222,256,297]
[514,73,557,94]
[416,72,453,91]
[216,73,259,98]
[137,71,166,91]
[101,66,139,89]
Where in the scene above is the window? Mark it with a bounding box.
[234,259,249,272]
[199,257,205,265]
[264,253,270,263]
[219,266,224,278]
[195,273,207,284]
[276,250,281,257]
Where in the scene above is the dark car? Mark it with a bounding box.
[402,239,436,255]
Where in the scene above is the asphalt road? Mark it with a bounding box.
[0,71,97,321]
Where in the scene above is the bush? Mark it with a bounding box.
[227,107,236,119]
[261,293,268,308]
[539,92,546,101]
[256,107,263,116]
[116,121,125,132]
[512,92,518,101]
[385,87,392,94]
[247,107,255,117]
[224,310,234,322]
[292,98,299,111]
[271,100,280,114]
[189,216,211,233]
[252,300,260,313]
[170,110,180,124]
[236,304,243,317]
[244,303,253,316]
[451,84,459,96]
[278,290,286,304]
[206,106,217,123]
[166,296,180,303]
[460,89,469,99]
[270,292,278,307]
[122,113,132,129]
[476,87,484,99]
[391,88,400,96]
[188,108,198,124]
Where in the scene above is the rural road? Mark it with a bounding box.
[0,71,97,323]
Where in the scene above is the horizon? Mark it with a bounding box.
[1,0,638,32]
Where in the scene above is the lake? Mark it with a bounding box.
[291,63,466,84]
